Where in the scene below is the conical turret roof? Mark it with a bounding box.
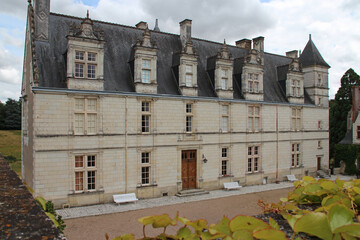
[299,35,330,68]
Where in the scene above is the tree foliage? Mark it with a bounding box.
[0,98,21,130]
[330,68,360,160]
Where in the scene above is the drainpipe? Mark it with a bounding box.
[276,105,279,183]
[125,96,128,193]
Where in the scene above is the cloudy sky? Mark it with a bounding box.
[0,0,360,102]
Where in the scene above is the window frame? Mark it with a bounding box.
[221,105,229,132]
[74,98,97,135]
[248,105,260,132]
[221,147,229,176]
[291,143,301,168]
[74,154,97,193]
[291,107,301,131]
[141,59,151,83]
[74,50,97,79]
[247,73,259,93]
[247,145,260,173]
[141,101,151,133]
[185,103,193,133]
[140,152,151,185]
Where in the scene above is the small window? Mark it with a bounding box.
[221,160,228,176]
[142,102,150,112]
[142,59,150,68]
[75,51,84,60]
[186,116,192,132]
[87,155,96,167]
[88,64,96,78]
[87,171,96,190]
[142,115,150,133]
[75,63,84,78]
[141,152,150,164]
[186,104,192,113]
[88,52,96,61]
[222,148,227,158]
[75,156,84,168]
[142,69,151,83]
[141,166,150,184]
[291,143,301,167]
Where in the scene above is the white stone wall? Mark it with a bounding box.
[30,91,329,207]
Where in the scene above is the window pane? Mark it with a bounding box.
[75,113,84,134]
[88,52,96,61]
[254,158,258,171]
[75,63,84,77]
[87,155,96,167]
[185,74,192,87]
[185,65,192,73]
[221,69,227,77]
[75,156,84,168]
[222,116,228,131]
[142,59,150,68]
[142,102,150,112]
[254,107,259,115]
[248,147,252,156]
[75,172,84,191]
[75,99,85,111]
[292,154,295,167]
[87,171,96,190]
[254,146,258,155]
[141,167,150,184]
[254,117,259,131]
[142,152,149,164]
[87,99,97,111]
[254,82,259,93]
[186,116,192,132]
[248,117,252,131]
[75,51,84,60]
[88,64,96,78]
[87,114,96,134]
[222,160,227,175]
[247,158,252,172]
[221,79,227,90]
[186,104,192,113]
[254,74,258,80]
[222,148,227,158]
[142,69,151,83]
[222,105,228,115]
[248,81,252,92]
[142,115,150,133]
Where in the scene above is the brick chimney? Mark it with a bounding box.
[286,50,298,59]
[252,36,264,52]
[179,19,192,47]
[236,39,251,50]
[352,86,360,123]
[33,0,50,41]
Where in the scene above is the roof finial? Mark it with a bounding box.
[224,39,226,44]
[309,34,311,40]
[28,0,32,5]
[86,10,89,19]
[154,19,160,31]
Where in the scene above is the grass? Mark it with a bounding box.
[0,130,21,175]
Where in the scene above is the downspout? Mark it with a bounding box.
[276,105,279,183]
[125,96,128,193]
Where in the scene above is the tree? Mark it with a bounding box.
[3,98,21,130]
[0,101,5,129]
[330,68,360,160]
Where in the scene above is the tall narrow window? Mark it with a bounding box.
[317,73,322,86]
[74,154,97,192]
[186,103,193,133]
[74,98,97,135]
[291,143,301,167]
[221,69,228,90]
[221,147,229,176]
[248,73,259,93]
[141,152,150,185]
[221,105,229,132]
[291,80,300,97]
[247,146,260,173]
[292,108,301,131]
[142,59,151,83]
[357,126,360,139]
[248,106,260,132]
[185,65,193,87]
[141,101,151,133]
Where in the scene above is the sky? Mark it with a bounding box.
[0,0,360,102]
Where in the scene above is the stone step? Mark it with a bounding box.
[176,189,209,197]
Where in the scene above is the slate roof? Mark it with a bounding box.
[299,35,330,68]
[34,13,325,104]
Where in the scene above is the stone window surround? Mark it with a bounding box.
[220,146,231,177]
[179,59,197,88]
[137,148,156,187]
[185,102,195,133]
[141,101,151,134]
[291,79,301,97]
[74,50,97,79]
[134,54,157,85]
[73,97,98,135]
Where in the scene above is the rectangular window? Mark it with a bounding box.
[185,65,193,87]
[221,69,228,90]
[247,146,260,173]
[221,105,229,132]
[222,148,227,158]
[75,51,84,60]
[291,80,301,97]
[221,79,227,90]
[318,141,322,149]
[248,73,259,93]
[142,69,151,83]
[142,59,150,68]
[221,160,228,175]
[141,166,150,184]
[88,52,96,61]
[292,108,301,131]
[186,103,192,113]
[87,64,96,78]
[357,126,360,139]
[74,154,96,192]
[141,152,150,164]
[248,106,260,132]
[75,63,84,78]
[186,116,192,132]
[291,143,301,167]
[74,98,97,135]
[141,101,151,133]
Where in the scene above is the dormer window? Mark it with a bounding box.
[142,59,151,83]
[185,65,193,87]
[291,79,300,97]
[74,51,97,79]
[248,73,259,93]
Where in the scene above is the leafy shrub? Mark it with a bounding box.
[35,197,66,233]
[334,144,358,174]
[108,177,360,240]
[5,155,17,163]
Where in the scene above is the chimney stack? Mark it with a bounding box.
[252,36,264,52]
[286,50,298,59]
[236,39,251,50]
[352,86,360,123]
[33,0,50,41]
[136,21,148,29]
[179,19,192,47]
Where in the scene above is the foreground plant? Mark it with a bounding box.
[107,177,360,240]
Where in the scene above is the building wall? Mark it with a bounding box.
[29,91,329,208]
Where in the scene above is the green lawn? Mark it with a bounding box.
[0,130,21,175]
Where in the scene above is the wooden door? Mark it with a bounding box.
[317,157,321,170]
[181,150,197,190]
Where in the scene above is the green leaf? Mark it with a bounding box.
[152,214,173,228]
[45,212,59,227]
[178,216,191,225]
[137,216,154,226]
[322,195,341,207]
[253,228,289,240]
[232,229,253,240]
[334,223,360,237]
[35,196,47,210]
[335,178,345,188]
[229,215,268,232]
[320,181,339,191]
[268,218,280,230]
[303,183,322,194]
[328,204,354,232]
[214,217,231,236]
[293,212,332,240]
[353,186,360,194]
[283,214,301,229]
[302,176,316,182]
[340,232,358,240]
[280,198,288,202]
[177,226,192,238]
[112,234,135,240]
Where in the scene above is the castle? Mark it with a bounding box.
[22,0,330,207]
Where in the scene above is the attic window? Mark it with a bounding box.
[142,59,151,83]
[291,80,300,97]
[185,65,193,87]
[248,73,259,93]
[221,69,228,90]
[74,50,97,79]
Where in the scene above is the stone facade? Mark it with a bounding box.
[22,0,330,208]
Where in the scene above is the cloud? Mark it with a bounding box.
[0,0,27,20]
